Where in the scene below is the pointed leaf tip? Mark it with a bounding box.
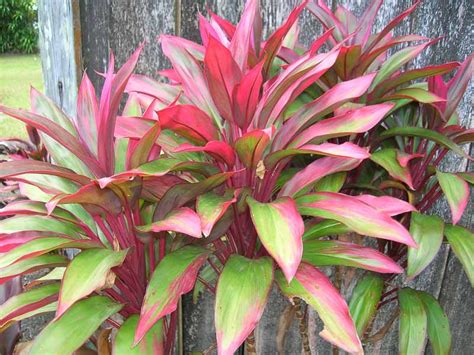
[248,197,303,282]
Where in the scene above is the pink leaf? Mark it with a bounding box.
[229,0,259,70]
[173,141,235,167]
[98,45,143,175]
[290,103,394,147]
[204,37,242,122]
[158,104,220,145]
[136,207,202,238]
[273,73,377,150]
[353,195,416,216]
[279,156,363,197]
[297,192,416,247]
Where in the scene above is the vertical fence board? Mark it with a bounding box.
[37,0,79,116]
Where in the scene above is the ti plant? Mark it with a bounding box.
[0,0,472,354]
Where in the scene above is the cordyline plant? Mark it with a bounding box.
[0,0,472,354]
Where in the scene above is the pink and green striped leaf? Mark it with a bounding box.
[0,106,102,177]
[444,224,474,286]
[276,263,363,353]
[279,156,362,197]
[290,103,394,147]
[273,73,376,150]
[297,192,416,247]
[160,35,219,121]
[56,248,128,318]
[215,255,273,355]
[135,246,209,344]
[0,283,60,331]
[370,40,435,89]
[0,255,67,285]
[0,237,98,269]
[247,197,304,282]
[0,160,90,186]
[76,72,99,155]
[349,274,384,337]
[436,171,470,224]
[303,240,403,273]
[266,142,370,169]
[136,207,202,238]
[398,288,427,355]
[0,215,83,238]
[97,46,143,175]
[113,315,163,355]
[407,213,444,280]
[229,0,259,70]
[196,191,238,237]
[30,296,122,355]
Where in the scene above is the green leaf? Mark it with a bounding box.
[377,127,470,160]
[215,255,273,355]
[247,196,304,282]
[398,288,427,355]
[407,212,444,279]
[0,254,67,284]
[196,191,237,237]
[135,246,209,344]
[349,274,384,336]
[417,292,451,355]
[371,149,415,189]
[303,240,403,273]
[302,220,350,240]
[314,172,346,192]
[57,248,128,317]
[113,315,164,354]
[436,170,470,224]
[0,237,98,269]
[0,283,60,331]
[30,296,122,355]
[371,42,430,89]
[444,224,474,286]
[0,215,83,238]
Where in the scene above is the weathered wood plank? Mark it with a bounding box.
[37,0,80,116]
[79,0,175,92]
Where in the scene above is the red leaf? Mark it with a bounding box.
[173,141,235,167]
[279,157,363,197]
[137,207,202,238]
[158,105,220,145]
[232,60,264,130]
[204,37,242,122]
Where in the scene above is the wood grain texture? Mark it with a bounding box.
[37,0,79,116]
[79,0,175,93]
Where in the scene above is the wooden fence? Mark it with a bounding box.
[37,0,473,353]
